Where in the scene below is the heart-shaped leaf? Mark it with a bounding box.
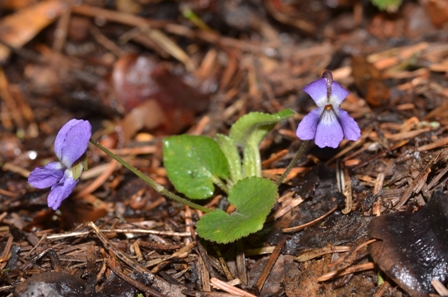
[229,109,294,177]
[163,135,230,199]
[196,177,278,243]
[230,109,294,147]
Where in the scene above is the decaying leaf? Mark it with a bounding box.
[97,54,210,139]
[368,191,448,297]
[14,272,87,297]
[0,1,67,62]
[351,56,390,107]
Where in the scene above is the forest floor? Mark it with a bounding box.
[1,1,448,296]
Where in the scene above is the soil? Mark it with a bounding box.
[1,1,448,296]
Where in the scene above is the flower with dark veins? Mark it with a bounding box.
[28,119,91,210]
[296,70,361,148]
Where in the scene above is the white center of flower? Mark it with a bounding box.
[65,168,75,179]
[320,104,339,126]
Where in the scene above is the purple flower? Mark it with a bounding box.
[296,71,361,148]
[28,119,92,210]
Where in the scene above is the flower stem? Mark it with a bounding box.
[243,144,262,178]
[276,140,309,186]
[90,140,212,213]
[210,176,229,194]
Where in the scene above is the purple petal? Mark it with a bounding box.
[54,119,92,168]
[330,82,350,105]
[303,78,350,107]
[296,108,321,140]
[314,109,343,148]
[28,162,64,189]
[303,78,328,107]
[54,119,81,159]
[47,172,78,210]
[338,110,361,141]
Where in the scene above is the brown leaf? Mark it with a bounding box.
[423,0,448,27]
[60,194,109,227]
[351,56,390,107]
[98,54,209,139]
[368,191,448,297]
[0,1,67,62]
[249,255,298,296]
[14,272,87,297]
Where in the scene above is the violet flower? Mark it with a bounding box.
[28,119,91,210]
[296,71,361,148]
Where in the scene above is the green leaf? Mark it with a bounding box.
[216,134,242,183]
[163,135,230,199]
[371,0,402,12]
[196,177,278,243]
[229,109,294,177]
[230,109,294,147]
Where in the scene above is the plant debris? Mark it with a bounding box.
[1,1,448,296]
[368,190,448,297]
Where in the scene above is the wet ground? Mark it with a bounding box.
[1,1,448,296]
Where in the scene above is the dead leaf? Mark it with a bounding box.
[422,0,448,27]
[14,271,87,297]
[351,56,390,107]
[0,1,67,62]
[368,191,448,297]
[98,54,209,140]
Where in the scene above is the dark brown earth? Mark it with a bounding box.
[1,1,448,296]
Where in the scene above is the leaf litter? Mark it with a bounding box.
[1,1,448,296]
